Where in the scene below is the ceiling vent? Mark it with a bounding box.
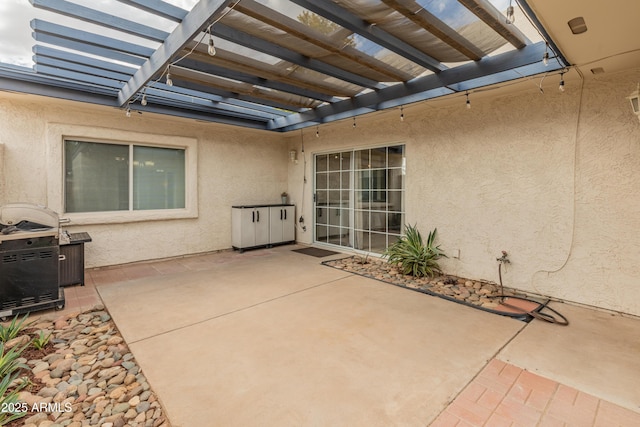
[590,67,605,75]
[568,17,588,34]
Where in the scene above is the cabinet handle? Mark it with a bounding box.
[257,211,260,222]
[280,209,283,220]
[252,211,255,222]
[284,209,287,220]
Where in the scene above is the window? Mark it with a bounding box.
[65,140,186,213]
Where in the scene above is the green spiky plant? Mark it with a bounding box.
[0,314,30,343]
[383,224,447,278]
[32,330,52,351]
[0,341,30,425]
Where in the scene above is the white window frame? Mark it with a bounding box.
[46,123,198,225]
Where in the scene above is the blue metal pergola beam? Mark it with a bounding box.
[33,33,147,66]
[0,65,274,129]
[33,46,139,76]
[170,76,306,113]
[128,103,270,129]
[288,0,447,73]
[31,19,155,58]
[30,0,169,42]
[31,52,285,121]
[176,57,338,103]
[269,42,557,131]
[31,20,334,105]
[142,87,283,120]
[213,24,383,90]
[120,0,403,91]
[119,0,412,89]
[35,56,132,82]
[113,0,188,22]
[34,64,125,90]
[118,0,234,106]
[0,64,119,101]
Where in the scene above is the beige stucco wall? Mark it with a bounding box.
[2,67,639,315]
[0,93,288,267]
[287,68,640,316]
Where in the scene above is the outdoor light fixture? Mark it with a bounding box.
[207,29,216,56]
[628,83,640,122]
[289,149,298,163]
[505,0,515,24]
[542,43,550,66]
[568,17,588,35]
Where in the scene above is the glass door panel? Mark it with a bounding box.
[315,150,353,248]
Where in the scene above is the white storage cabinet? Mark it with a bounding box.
[232,204,295,252]
[269,205,295,244]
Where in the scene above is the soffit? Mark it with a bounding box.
[526,0,640,74]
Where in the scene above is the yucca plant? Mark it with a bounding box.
[0,341,30,379]
[0,314,29,343]
[383,224,446,278]
[0,341,30,424]
[32,330,52,351]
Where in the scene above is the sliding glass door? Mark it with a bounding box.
[315,151,352,247]
[314,145,405,254]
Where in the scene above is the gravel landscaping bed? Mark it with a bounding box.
[4,307,170,427]
[324,256,528,311]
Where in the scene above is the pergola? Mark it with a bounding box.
[0,0,566,131]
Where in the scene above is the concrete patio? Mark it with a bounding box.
[54,245,640,426]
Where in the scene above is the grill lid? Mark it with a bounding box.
[0,203,60,230]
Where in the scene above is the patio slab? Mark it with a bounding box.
[97,248,351,343]
[498,301,640,413]
[99,247,525,426]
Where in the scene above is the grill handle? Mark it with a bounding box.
[59,254,66,261]
[59,218,71,224]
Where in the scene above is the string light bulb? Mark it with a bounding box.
[125,107,131,117]
[505,0,515,24]
[400,105,405,121]
[465,92,471,109]
[542,43,549,66]
[559,73,565,92]
[141,93,148,106]
[207,30,216,56]
[352,117,356,128]
[316,126,319,138]
[166,69,173,86]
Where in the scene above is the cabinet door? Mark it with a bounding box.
[282,206,295,242]
[269,207,284,244]
[254,207,270,246]
[238,209,257,248]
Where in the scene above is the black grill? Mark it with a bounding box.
[0,203,66,318]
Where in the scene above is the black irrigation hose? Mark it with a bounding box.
[494,263,569,326]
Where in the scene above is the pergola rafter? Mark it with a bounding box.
[0,0,568,131]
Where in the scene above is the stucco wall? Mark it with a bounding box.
[2,68,639,315]
[0,93,288,267]
[287,68,640,316]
